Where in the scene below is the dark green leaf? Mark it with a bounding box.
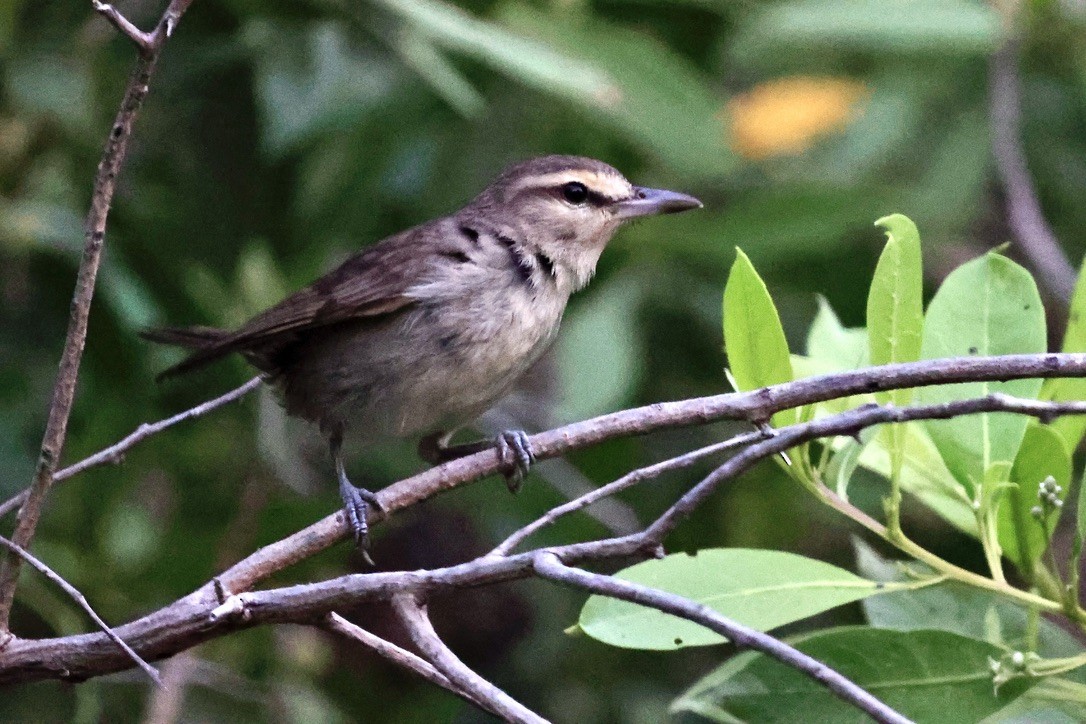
[672,627,1032,723]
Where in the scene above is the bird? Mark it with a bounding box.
[142,155,702,550]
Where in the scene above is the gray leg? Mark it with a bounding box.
[330,435,383,557]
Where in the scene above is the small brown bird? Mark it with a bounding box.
[144,155,701,547]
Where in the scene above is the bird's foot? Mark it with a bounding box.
[496,429,535,493]
[337,474,383,563]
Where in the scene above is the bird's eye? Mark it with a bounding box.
[561,182,589,205]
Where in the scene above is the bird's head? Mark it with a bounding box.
[466,155,702,290]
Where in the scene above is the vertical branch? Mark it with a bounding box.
[0,1,196,631]
[989,40,1077,303]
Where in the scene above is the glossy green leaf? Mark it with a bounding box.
[918,253,1047,491]
[577,549,879,650]
[671,627,1032,723]
[999,423,1069,575]
[724,248,795,427]
[1042,259,1086,452]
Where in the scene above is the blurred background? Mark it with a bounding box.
[3,0,1086,721]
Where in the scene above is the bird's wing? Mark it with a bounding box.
[231,234,421,345]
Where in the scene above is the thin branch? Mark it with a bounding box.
[0,378,260,520]
[532,553,912,724]
[646,393,1086,543]
[0,0,197,630]
[322,612,494,714]
[390,594,547,724]
[490,428,766,556]
[0,534,161,686]
[989,40,1077,302]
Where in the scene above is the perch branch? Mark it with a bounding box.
[4,388,1086,686]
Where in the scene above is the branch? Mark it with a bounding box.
[0,0,197,630]
[989,40,1077,302]
[531,553,912,724]
[5,389,1086,685]
[322,612,495,714]
[390,595,547,723]
[205,352,1086,597]
[0,378,260,520]
[490,429,767,556]
[0,534,161,686]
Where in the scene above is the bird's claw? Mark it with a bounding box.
[338,475,382,564]
[497,429,535,493]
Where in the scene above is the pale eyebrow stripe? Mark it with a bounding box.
[510,170,633,201]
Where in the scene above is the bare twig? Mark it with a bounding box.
[0,0,198,630]
[390,594,547,723]
[490,428,767,556]
[0,534,161,686]
[0,378,260,520]
[531,552,913,724]
[322,612,493,713]
[989,40,1077,302]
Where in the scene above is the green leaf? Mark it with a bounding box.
[867,213,924,403]
[918,253,1047,491]
[671,627,1033,723]
[856,540,1085,668]
[999,423,1070,576]
[806,296,868,372]
[733,0,1003,60]
[577,549,879,650]
[852,420,977,535]
[1042,259,1086,452]
[724,249,794,427]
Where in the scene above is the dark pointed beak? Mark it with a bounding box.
[614,186,703,220]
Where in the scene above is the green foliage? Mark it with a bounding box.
[672,628,1033,723]
[1042,259,1086,451]
[6,0,1086,719]
[918,252,1047,493]
[577,549,879,650]
[722,248,794,427]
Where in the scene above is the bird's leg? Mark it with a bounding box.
[330,434,383,557]
[418,429,536,493]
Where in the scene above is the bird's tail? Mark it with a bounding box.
[140,325,235,380]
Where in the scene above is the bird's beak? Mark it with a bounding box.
[614,186,703,220]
